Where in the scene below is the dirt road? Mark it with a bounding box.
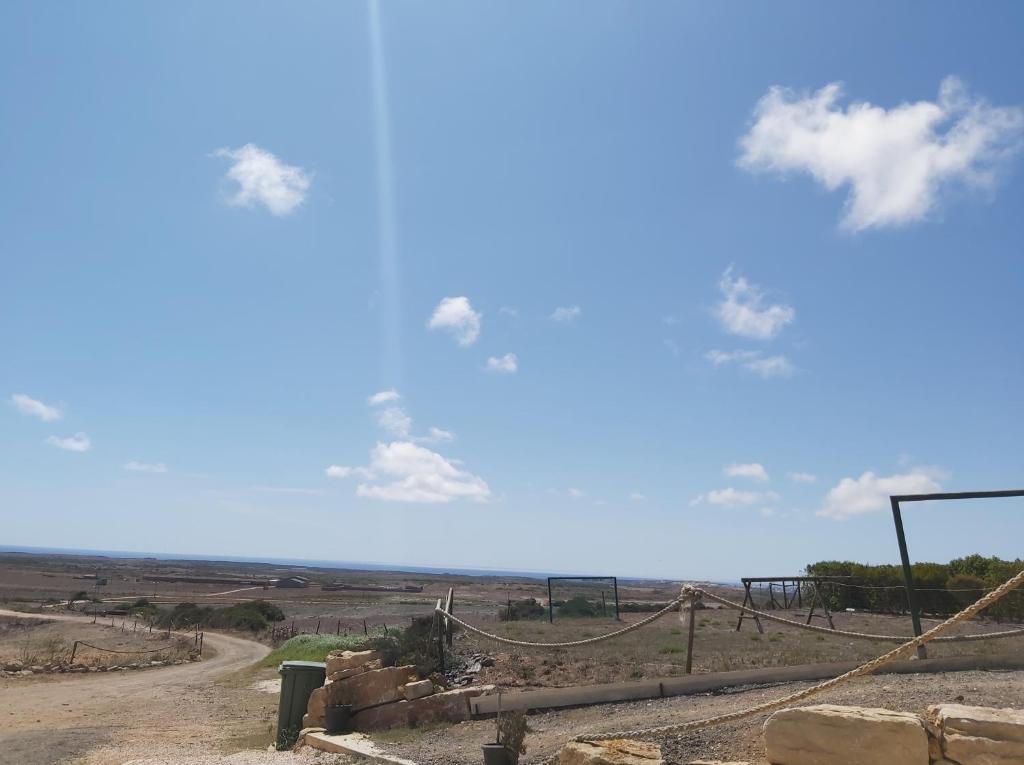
[0,609,273,765]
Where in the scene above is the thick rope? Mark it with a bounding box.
[535,568,1024,763]
[72,640,184,655]
[436,597,684,649]
[698,588,1024,643]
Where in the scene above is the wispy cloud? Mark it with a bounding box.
[46,433,91,453]
[124,461,167,473]
[11,393,61,422]
[252,485,325,496]
[485,353,518,374]
[724,463,769,482]
[715,267,794,340]
[738,77,1024,230]
[818,468,944,520]
[551,305,582,324]
[367,389,401,406]
[706,349,794,379]
[788,471,817,484]
[376,406,413,439]
[212,144,311,216]
[691,487,780,507]
[428,296,481,346]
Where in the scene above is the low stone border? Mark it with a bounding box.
[0,656,200,677]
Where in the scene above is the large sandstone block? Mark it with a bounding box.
[928,704,1024,765]
[325,650,382,677]
[328,665,417,711]
[559,739,663,765]
[763,704,928,765]
[350,686,492,731]
[402,679,435,700]
[305,686,329,728]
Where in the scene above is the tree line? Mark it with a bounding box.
[806,555,1024,621]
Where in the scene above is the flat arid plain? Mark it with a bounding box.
[3,550,1024,764]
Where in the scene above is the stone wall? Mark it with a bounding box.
[303,649,492,733]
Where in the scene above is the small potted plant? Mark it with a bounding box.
[479,692,512,761]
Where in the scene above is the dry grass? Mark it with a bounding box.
[455,604,1024,688]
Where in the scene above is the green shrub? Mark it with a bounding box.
[556,596,601,618]
[499,598,546,621]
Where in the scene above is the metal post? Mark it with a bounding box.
[685,596,697,674]
[891,496,927,659]
[612,577,620,621]
[547,578,554,623]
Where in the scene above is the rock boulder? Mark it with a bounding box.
[558,739,663,765]
[927,703,1024,765]
[763,704,928,765]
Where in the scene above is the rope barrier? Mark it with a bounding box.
[698,588,1024,643]
[70,639,183,658]
[436,597,684,648]
[533,569,1024,763]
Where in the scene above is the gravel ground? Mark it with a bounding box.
[124,752,354,765]
[372,669,1024,764]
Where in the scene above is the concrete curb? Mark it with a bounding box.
[471,655,1024,715]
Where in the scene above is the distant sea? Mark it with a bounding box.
[0,545,689,583]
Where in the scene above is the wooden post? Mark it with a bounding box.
[685,593,698,674]
[434,598,445,671]
[444,587,454,647]
[70,641,79,663]
[736,580,764,633]
[315,619,321,635]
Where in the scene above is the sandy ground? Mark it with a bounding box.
[0,609,280,765]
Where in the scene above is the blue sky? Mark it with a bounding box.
[3,2,1024,581]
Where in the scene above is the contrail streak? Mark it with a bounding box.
[368,0,402,386]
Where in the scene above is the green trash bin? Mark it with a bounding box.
[276,660,326,749]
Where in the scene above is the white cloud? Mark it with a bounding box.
[499,306,519,318]
[376,406,412,439]
[414,426,456,445]
[818,469,943,520]
[367,389,401,406]
[693,487,781,507]
[725,463,770,482]
[485,353,518,374]
[551,305,582,324]
[325,465,355,479]
[744,355,795,379]
[124,461,167,473]
[788,471,817,484]
[356,441,490,504]
[568,487,586,499]
[212,144,311,216]
[738,77,1024,230]
[706,349,794,379]
[46,433,91,453]
[428,296,481,346]
[715,268,794,340]
[630,492,646,501]
[11,393,61,422]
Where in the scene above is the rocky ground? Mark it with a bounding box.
[370,669,1024,764]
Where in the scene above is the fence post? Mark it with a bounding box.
[70,640,79,663]
[315,619,321,635]
[199,632,203,656]
[434,599,445,671]
[684,588,699,675]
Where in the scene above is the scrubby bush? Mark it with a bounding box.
[499,597,546,621]
[556,596,602,618]
[156,599,285,632]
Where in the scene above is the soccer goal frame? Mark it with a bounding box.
[546,576,620,622]
[891,488,1024,658]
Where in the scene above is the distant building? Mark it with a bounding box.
[274,576,311,589]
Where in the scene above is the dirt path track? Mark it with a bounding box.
[0,609,273,765]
